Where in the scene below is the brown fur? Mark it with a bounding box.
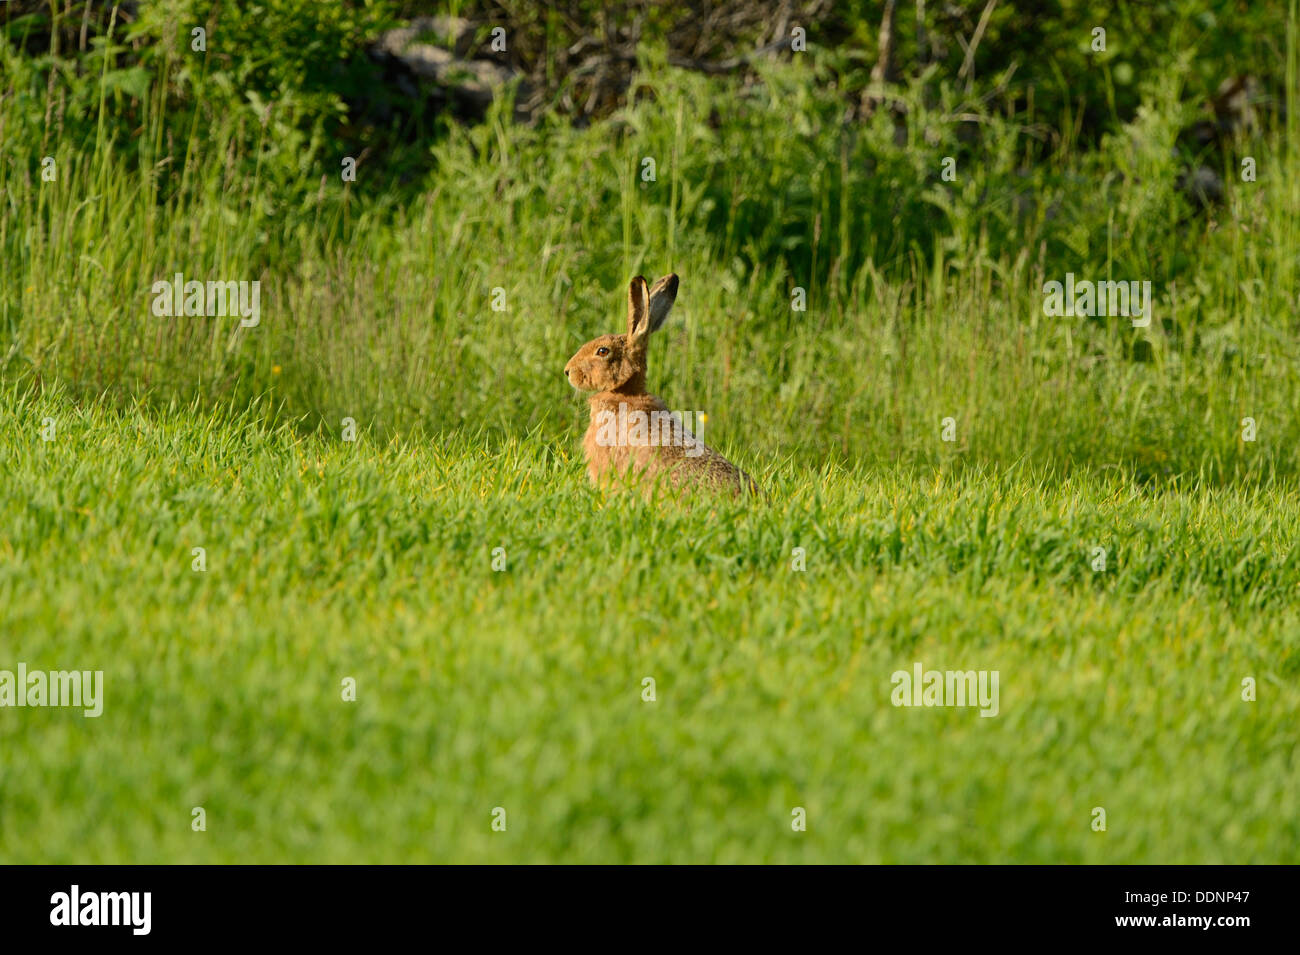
[564,275,760,496]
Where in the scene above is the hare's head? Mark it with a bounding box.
[565,274,678,394]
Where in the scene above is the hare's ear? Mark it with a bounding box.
[627,275,651,342]
[647,274,679,332]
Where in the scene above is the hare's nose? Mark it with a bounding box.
[564,369,570,378]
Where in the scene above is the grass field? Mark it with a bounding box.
[2,389,1296,863]
[3,3,1300,864]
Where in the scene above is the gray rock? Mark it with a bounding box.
[373,17,521,118]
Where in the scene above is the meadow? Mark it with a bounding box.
[1,388,1297,863]
[1,1,1298,862]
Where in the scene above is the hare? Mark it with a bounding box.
[563,274,760,496]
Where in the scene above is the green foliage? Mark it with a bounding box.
[2,2,1299,864]
[1,0,404,215]
[837,0,1278,144]
[3,40,1296,482]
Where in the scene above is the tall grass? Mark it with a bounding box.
[2,11,1298,485]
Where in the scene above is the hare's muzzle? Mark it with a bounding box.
[563,356,583,389]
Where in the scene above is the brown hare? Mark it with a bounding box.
[563,274,760,496]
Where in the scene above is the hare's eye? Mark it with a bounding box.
[596,347,610,357]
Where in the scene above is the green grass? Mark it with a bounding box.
[4,3,1300,864]
[2,389,1296,863]
[4,53,1300,484]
